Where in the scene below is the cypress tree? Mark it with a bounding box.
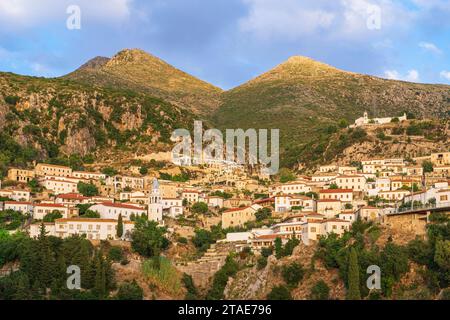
[274,237,283,259]
[117,214,124,239]
[347,247,361,300]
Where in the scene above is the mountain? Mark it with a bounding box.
[0,71,195,172]
[212,56,450,168]
[65,49,222,115]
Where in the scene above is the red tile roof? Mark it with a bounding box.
[320,189,353,193]
[98,202,145,210]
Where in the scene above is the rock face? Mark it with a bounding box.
[224,242,346,300]
[175,243,239,288]
[0,71,194,162]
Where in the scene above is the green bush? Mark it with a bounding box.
[108,247,124,262]
[116,280,143,300]
[282,262,305,287]
[267,285,292,300]
[257,256,268,270]
[309,280,330,300]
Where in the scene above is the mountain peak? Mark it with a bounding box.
[106,48,162,67]
[77,56,110,70]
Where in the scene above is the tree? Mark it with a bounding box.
[338,118,349,128]
[255,208,271,221]
[182,273,198,300]
[282,262,304,287]
[274,237,283,259]
[347,248,361,300]
[329,183,339,189]
[116,280,143,300]
[131,218,169,257]
[139,166,148,175]
[310,280,330,300]
[101,167,118,177]
[43,210,63,222]
[77,182,99,197]
[279,168,296,183]
[267,285,292,300]
[191,202,208,214]
[117,214,123,238]
[422,161,434,173]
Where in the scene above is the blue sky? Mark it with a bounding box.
[0,0,450,89]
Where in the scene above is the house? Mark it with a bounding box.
[312,173,337,183]
[182,190,201,204]
[357,206,382,221]
[206,196,224,208]
[161,198,184,218]
[430,152,450,166]
[4,201,33,214]
[73,171,106,181]
[436,189,450,206]
[42,179,78,195]
[339,211,357,222]
[319,189,353,203]
[302,219,351,245]
[269,181,312,196]
[33,203,71,220]
[318,165,337,173]
[223,198,253,208]
[379,190,410,201]
[29,218,135,241]
[221,204,262,229]
[35,163,72,177]
[55,193,90,206]
[317,199,342,218]
[274,195,316,213]
[336,175,367,192]
[7,168,35,183]
[0,189,31,201]
[89,202,147,221]
[337,166,358,175]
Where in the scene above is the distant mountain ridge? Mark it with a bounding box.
[65,49,222,115]
[1,48,449,170]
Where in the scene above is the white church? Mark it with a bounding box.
[148,178,183,222]
[351,111,407,128]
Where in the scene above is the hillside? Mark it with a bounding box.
[0,71,194,172]
[314,119,450,169]
[65,49,223,115]
[212,56,450,168]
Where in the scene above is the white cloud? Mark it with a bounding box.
[239,0,335,40]
[419,41,443,55]
[384,69,419,82]
[0,0,132,29]
[440,71,450,80]
[239,0,413,41]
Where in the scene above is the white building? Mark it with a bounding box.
[0,189,31,201]
[29,218,135,241]
[351,111,407,128]
[33,203,70,220]
[43,179,78,195]
[90,202,146,221]
[148,178,164,223]
[4,201,33,214]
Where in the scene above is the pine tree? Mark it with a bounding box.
[274,237,283,259]
[347,247,361,300]
[117,214,123,239]
[94,253,106,299]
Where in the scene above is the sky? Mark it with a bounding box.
[0,0,450,90]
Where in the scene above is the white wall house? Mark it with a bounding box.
[90,202,146,221]
[43,179,78,195]
[4,201,33,214]
[33,204,70,220]
[0,189,31,201]
[29,218,135,241]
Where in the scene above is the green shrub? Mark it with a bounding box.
[309,280,330,300]
[257,256,268,270]
[108,247,124,262]
[116,280,143,300]
[282,262,305,287]
[267,285,292,300]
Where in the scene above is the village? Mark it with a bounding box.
[1,147,449,256]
